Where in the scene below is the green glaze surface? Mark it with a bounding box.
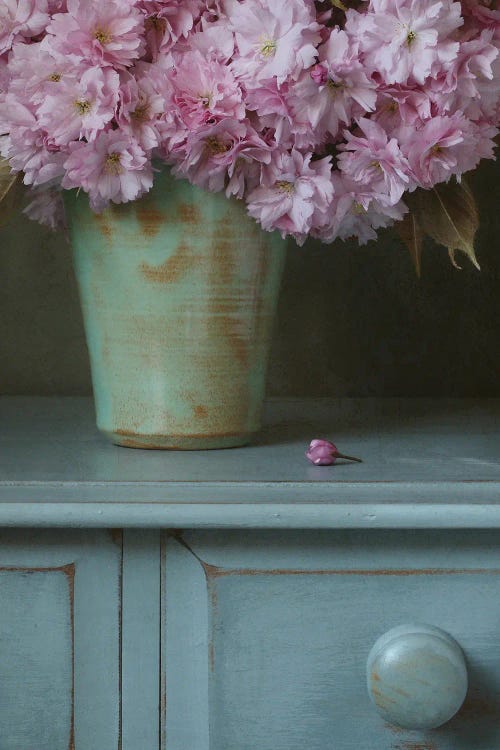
[65,170,286,449]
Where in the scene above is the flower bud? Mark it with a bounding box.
[306,439,362,465]
[310,63,329,85]
[306,438,338,465]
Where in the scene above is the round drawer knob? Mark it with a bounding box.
[367,624,468,730]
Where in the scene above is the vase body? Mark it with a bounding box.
[65,170,286,449]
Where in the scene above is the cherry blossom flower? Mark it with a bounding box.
[168,49,244,130]
[62,130,153,209]
[228,0,321,85]
[1,96,66,185]
[7,41,74,104]
[247,150,333,244]
[374,87,432,132]
[37,66,119,146]
[429,30,499,119]
[338,118,412,204]
[171,118,272,194]
[137,0,204,58]
[404,113,496,187]
[0,0,49,55]
[313,173,407,245]
[117,65,166,150]
[47,0,145,69]
[288,29,377,141]
[348,0,463,85]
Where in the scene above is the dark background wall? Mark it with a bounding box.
[1,158,498,397]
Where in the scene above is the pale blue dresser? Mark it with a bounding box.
[1,397,499,750]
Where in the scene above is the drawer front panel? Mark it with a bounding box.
[0,566,73,748]
[0,530,122,750]
[162,530,500,750]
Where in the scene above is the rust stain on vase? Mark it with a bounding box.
[209,227,249,369]
[194,405,209,419]
[140,243,195,284]
[94,212,113,241]
[113,429,248,440]
[220,314,249,366]
[254,235,274,342]
[178,202,201,224]
[131,189,166,237]
[136,205,165,237]
[115,438,162,449]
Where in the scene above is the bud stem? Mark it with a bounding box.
[333,451,363,463]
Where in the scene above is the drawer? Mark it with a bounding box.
[0,529,122,750]
[162,529,500,750]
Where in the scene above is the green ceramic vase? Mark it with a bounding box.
[64,170,286,449]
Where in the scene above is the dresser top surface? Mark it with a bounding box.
[1,397,499,527]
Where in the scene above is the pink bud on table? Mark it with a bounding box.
[306,439,362,466]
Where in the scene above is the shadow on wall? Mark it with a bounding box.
[0,159,499,397]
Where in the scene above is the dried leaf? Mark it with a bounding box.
[0,157,24,227]
[404,178,480,272]
[397,211,424,277]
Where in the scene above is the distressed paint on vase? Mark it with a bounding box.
[64,169,286,449]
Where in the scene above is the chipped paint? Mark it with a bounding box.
[109,529,123,547]
[65,563,76,750]
[198,566,497,578]
[208,639,215,672]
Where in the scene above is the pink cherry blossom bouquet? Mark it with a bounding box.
[0,0,498,253]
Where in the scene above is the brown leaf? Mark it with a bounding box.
[0,157,24,227]
[397,210,424,277]
[404,178,480,271]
